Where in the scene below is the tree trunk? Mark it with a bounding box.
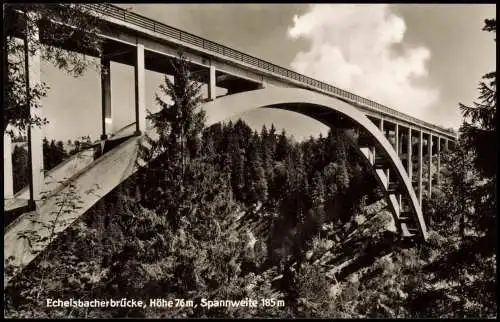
[460,213,466,239]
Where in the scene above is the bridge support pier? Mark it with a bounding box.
[437,136,441,187]
[428,134,432,198]
[379,119,389,179]
[208,65,216,101]
[407,127,412,181]
[25,12,44,204]
[100,57,112,140]
[4,133,13,199]
[418,130,423,206]
[134,43,146,135]
[395,123,399,155]
[398,127,404,156]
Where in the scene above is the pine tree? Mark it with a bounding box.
[42,137,50,170]
[456,18,497,239]
[56,140,67,160]
[49,139,58,169]
[459,19,496,179]
[245,132,268,206]
[311,171,326,208]
[276,129,290,162]
[137,50,206,221]
[12,145,29,193]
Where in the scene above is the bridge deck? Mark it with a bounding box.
[82,3,456,139]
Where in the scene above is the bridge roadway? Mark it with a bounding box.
[4,4,457,286]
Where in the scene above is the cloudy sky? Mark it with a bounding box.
[38,4,495,142]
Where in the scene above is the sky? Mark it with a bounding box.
[34,3,496,142]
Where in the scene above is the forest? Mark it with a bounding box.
[3,4,496,318]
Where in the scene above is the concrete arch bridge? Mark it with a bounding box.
[4,3,457,285]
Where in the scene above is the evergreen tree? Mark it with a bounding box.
[42,137,50,170]
[276,129,290,162]
[12,145,29,193]
[56,140,67,160]
[311,171,326,208]
[459,19,496,179]
[456,18,497,240]
[245,132,268,206]
[49,140,58,168]
[138,50,205,226]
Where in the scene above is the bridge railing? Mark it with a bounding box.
[82,3,456,138]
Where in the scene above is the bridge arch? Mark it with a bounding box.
[202,86,428,240]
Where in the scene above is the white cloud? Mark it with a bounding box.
[288,4,439,120]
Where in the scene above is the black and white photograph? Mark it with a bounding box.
[3,2,496,318]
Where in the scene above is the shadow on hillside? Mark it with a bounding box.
[335,231,402,280]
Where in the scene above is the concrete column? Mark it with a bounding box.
[418,130,423,205]
[100,57,112,140]
[398,128,404,156]
[407,127,412,180]
[428,134,432,198]
[135,44,146,135]
[208,64,216,101]
[395,123,399,155]
[444,139,449,151]
[378,119,389,179]
[25,12,44,203]
[4,133,13,199]
[437,136,441,187]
